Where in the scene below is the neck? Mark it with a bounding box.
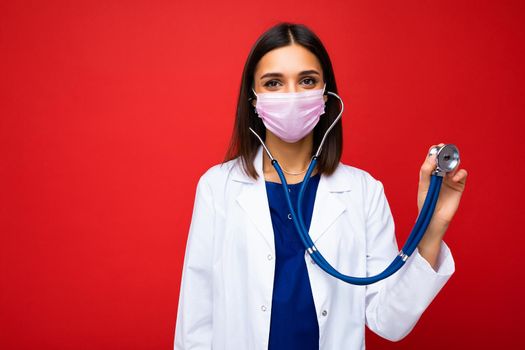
[262,131,316,179]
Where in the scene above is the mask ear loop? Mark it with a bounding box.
[248,87,258,114]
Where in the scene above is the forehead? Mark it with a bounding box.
[254,44,322,77]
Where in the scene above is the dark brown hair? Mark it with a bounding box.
[223,22,343,180]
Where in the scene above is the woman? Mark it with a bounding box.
[174,22,468,350]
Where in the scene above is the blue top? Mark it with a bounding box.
[265,172,321,350]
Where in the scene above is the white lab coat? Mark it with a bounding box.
[174,144,455,350]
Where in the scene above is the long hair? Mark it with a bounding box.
[223,22,343,180]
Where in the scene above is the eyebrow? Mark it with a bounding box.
[260,70,321,80]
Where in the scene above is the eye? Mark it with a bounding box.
[263,80,281,88]
[301,77,318,86]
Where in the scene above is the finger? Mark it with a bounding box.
[426,143,446,160]
[451,169,468,183]
[426,142,449,178]
[420,145,439,187]
[428,143,445,154]
[446,164,460,178]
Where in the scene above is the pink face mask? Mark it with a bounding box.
[252,83,327,143]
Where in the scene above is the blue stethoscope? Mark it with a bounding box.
[249,90,460,285]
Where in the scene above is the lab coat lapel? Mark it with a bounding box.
[309,169,349,244]
[233,145,351,252]
[234,146,275,251]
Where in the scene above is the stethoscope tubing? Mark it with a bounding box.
[272,157,443,285]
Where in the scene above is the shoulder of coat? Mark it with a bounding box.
[199,157,238,186]
[337,162,381,187]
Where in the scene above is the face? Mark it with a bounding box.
[251,44,328,106]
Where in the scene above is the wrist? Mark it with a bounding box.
[420,221,447,247]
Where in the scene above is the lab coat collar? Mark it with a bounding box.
[232,144,351,251]
[231,144,351,192]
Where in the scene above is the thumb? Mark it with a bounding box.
[419,144,441,189]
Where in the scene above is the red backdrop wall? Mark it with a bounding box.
[1,0,524,349]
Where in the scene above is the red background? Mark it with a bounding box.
[1,1,524,349]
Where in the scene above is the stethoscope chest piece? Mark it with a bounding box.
[429,144,460,176]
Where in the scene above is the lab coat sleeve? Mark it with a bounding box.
[174,174,215,349]
[364,179,455,342]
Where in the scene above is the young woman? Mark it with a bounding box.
[174,22,468,350]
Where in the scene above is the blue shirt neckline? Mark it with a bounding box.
[265,172,321,187]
